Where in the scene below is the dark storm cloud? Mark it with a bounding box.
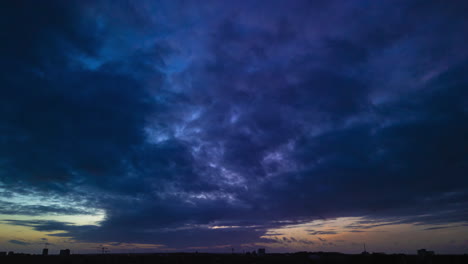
[2,220,97,237]
[423,226,457,231]
[0,0,188,196]
[0,201,93,216]
[9,240,31,246]
[308,230,338,235]
[73,226,274,248]
[1,0,467,250]
[299,240,315,245]
[0,0,99,69]
[345,221,403,230]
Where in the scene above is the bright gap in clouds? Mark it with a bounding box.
[258,217,468,254]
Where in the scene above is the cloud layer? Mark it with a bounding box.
[0,0,467,251]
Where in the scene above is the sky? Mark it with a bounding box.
[0,0,467,255]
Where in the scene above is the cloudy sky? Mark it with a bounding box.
[1,0,467,254]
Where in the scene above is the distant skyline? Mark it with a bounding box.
[0,0,467,254]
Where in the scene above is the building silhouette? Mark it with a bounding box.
[258,248,266,256]
[59,249,70,256]
[361,243,370,255]
[417,248,435,256]
[42,248,48,256]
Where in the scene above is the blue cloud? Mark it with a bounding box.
[0,0,467,250]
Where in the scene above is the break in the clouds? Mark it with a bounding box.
[0,0,467,253]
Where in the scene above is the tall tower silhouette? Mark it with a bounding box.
[42,243,48,256]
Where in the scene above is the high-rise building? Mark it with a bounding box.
[258,248,266,256]
[59,249,70,256]
[42,248,48,256]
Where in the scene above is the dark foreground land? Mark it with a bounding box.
[1,252,467,264]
